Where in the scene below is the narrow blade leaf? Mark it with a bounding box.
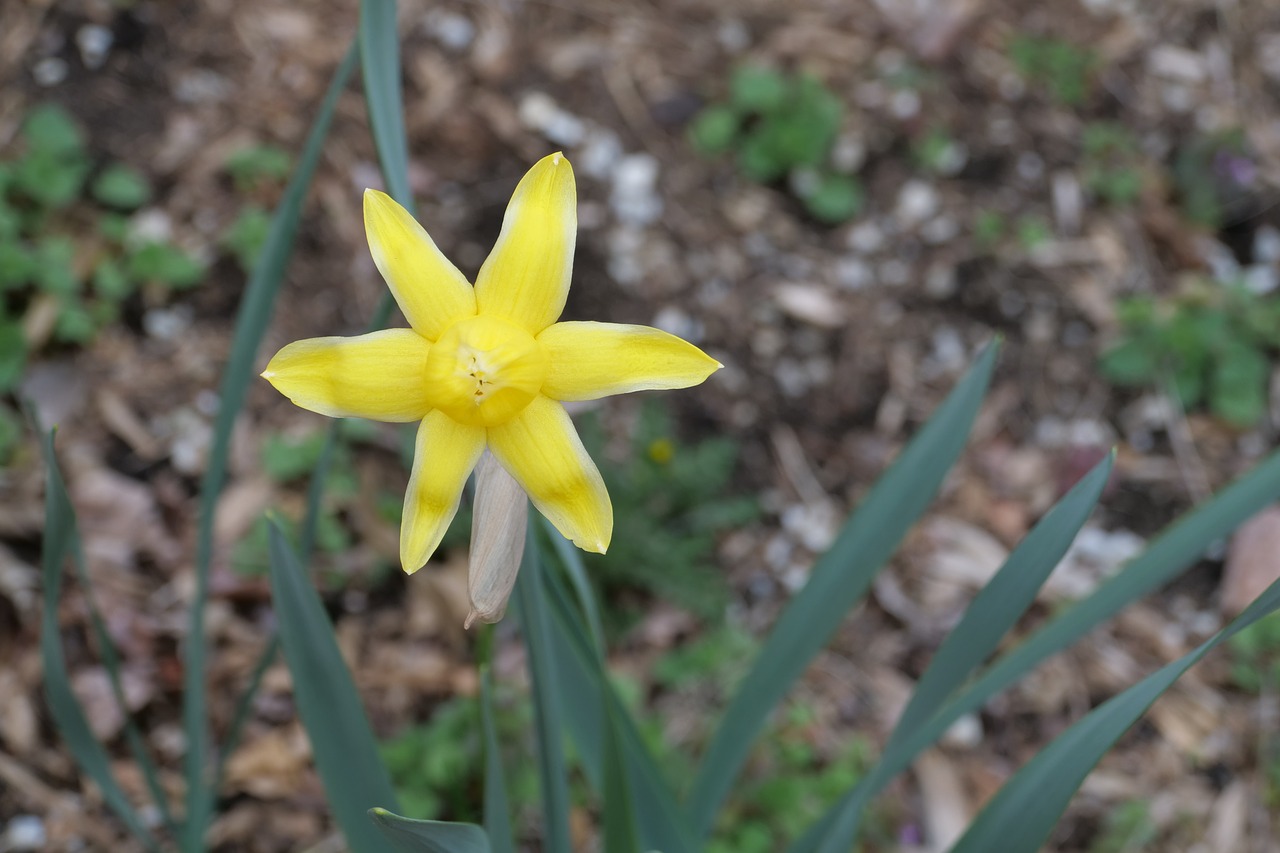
[183,45,357,849]
[480,668,515,853]
[512,534,573,853]
[39,428,160,851]
[369,808,492,853]
[888,452,1114,750]
[950,578,1280,853]
[686,341,1000,834]
[539,547,698,853]
[800,444,1280,850]
[359,0,413,206]
[268,522,398,853]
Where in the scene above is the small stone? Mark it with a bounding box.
[879,259,911,287]
[831,135,867,173]
[1149,45,1207,83]
[847,221,887,254]
[921,215,959,245]
[32,57,68,87]
[1015,151,1044,182]
[424,11,475,50]
[2,815,46,851]
[611,153,661,225]
[173,69,232,103]
[889,88,920,119]
[1242,264,1278,295]
[834,257,874,291]
[143,306,193,341]
[924,262,956,298]
[941,713,983,749]
[780,502,840,552]
[578,128,622,179]
[76,24,113,70]
[1254,225,1280,265]
[895,180,940,228]
[652,305,702,342]
[774,282,846,328]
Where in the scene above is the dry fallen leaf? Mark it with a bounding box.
[1221,504,1280,616]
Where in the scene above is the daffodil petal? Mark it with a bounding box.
[487,395,611,553]
[537,321,723,402]
[364,189,476,341]
[474,153,576,334]
[401,411,486,573]
[261,329,432,422]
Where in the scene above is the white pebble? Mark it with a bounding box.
[895,180,940,228]
[76,24,113,70]
[33,57,68,87]
[2,815,46,851]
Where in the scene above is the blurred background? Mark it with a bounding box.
[2,0,1280,850]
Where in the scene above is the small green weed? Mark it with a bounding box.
[0,103,207,395]
[382,690,538,824]
[1081,123,1144,207]
[690,66,862,224]
[1015,214,1052,251]
[1100,283,1280,427]
[238,424,404,582]
[1088,799,1158,853]
[710,703,879,853]
[224,144,292,193]
[578,402,759,630]
[1007,35,1099,106]
[1172,129,1254,229]
[912,126,964,176]
[1227,612,1280,694]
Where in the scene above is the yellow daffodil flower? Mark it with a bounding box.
[261,152,721,581]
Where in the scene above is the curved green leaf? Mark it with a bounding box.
[360,0,413,207]
[686,341,1000,835]
[479,667,515,853]
[950,578,1280,853]
[797,444,1280,850]
[268,522,398,853]
[369,808,491,853]
[513,534,573,853]
[39,428,161,851]
[182,45,357,850]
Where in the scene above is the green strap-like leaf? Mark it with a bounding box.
[798,443,1280,850]
[513,534,573,853]
[601,694,643,853]
[268,523,399,853]
[888,452,1114,751]
[685,341,1000,836]
[950,577,1280,853]
[542,518,606,653]
[39,427,160,851]
[181,45,358,851]
[479,667,515,853]
[369,808,492,853]
[539,552,700,853]
[360,0,413,207]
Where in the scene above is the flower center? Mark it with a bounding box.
[424,315,549,427]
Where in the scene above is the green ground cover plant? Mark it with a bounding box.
[1100,282,1280,426]
[689,65,863,223]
